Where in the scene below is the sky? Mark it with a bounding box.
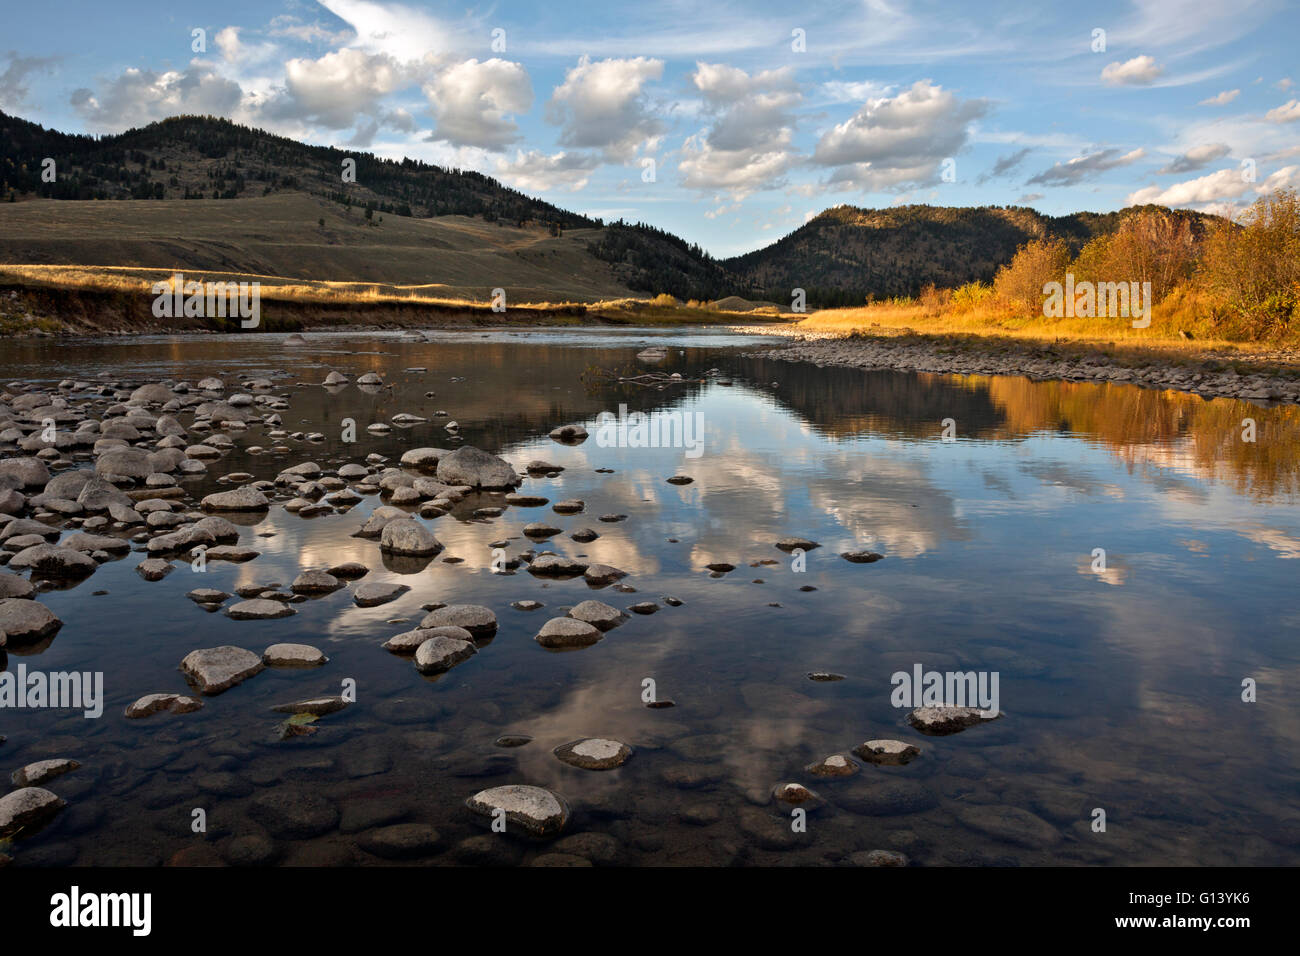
[1,0,1298,257]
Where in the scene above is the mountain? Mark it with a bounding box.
[0,111,1219,308]
[722,204,1218,306]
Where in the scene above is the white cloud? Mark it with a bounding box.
[70,63,243,131]
[546,56,664,161]
[423,58,532,150]
[272,48,403,129]
[1127,167,1251,205]
[1199,88,1240,105]
[495,149,600,192]
[810,80,989,192]
[0,52,58,110]
[1265,99,1300,123]
[677,62,802,196]
[1101,55,1163,86]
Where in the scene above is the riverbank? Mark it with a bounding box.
[740,325,1300,406]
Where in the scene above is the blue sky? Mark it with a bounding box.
[2,0,1298,256]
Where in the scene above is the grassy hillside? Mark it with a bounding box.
[0,192,634,301]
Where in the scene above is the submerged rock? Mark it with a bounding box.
[0,787,66,838]
[853,739,921,765]
[804,754,860,778]
[535,617,602,649]
[124,693,204,718]
[11,758,80,788]
[354,581,410,607]
[907,706,1001,736]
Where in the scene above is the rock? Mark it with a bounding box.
[290,570,343,594]
[583,563,627,586]
[0,598,62,644]
[776,537,820,552]
[384,624,472,654]
[263,643,328,667]
[95,447,152,481]
[535,617,602,649]
[495,735,533,748]
[379,518,442,556]
[706,562,735,573]
[772,782,824,808]
[0,571,35,600]
[956,805,1062,848]
[628,601,659,615]
[135,559,173,581]
[807,671,846,682]
[202,486,269,511]
[804,754,860,778]
[553,738,633,770]
[353,581,410,607]
[528,553,587,577]
[180,646,265,695]
[248,788,339,839]
[399,447,447,468]
[327,561,369,579]
[523,522,561,539]
[414,634,477,674]
[435,446,519,489]
[61,532,130,555]
[357,823,442,860]
[226,599,296,620]
[851,849,910,867]
[853,740,921,765]
[11,758,80,788]
[0,457,51,488]
[8,544,97,577]
[271,696,349,717]
[666,475,694,485]
[419,604,497,637]
[907,706,1000,735]
[0,787,66,838]
[124,693,203,718]
[841,551,884,563]
[465,785,569,838]
[567,600,625,630]
[552,499,584,514]
[548,424,588,444]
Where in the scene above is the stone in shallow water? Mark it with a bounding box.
[528,553,587,576]
[263,643,328,667]
[495,735,533,748]
[379,518,442,556]
[124,693,203,718]
[807,671,845,682]
[186,588,231,604]
[201,486,269,511]
[419,604,497,637]
[772,782,824,809]
[535,617,602,649]
[327,561,369,579]
[841,550,884,563]
[567,599,625,630]
[0,598,63,644]
[0,787,65,838]
[383,624,472,654]
[775,537,820,552]
[956,805,1061,848]
[853,739,921,765]
[851,849,910,867]
[553,737,633,770]
[290,570,343,594]
[180,646,265,695]
[804,753,860,778]
[354,581,411,607]
[11,758,80,788]
[414,634,477,674]
[907,706,1000,736]
[465,785,569,838]
[248,788,339,839]
[271,696,349,717]
[225,598,295,620]
[357,823,442,860]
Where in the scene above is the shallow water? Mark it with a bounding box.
[2,327,1299,866]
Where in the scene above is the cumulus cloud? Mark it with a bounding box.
[1265,99,1300,123]
[495,149,601,192]
[1199,88,1239,106]
[678,62,801,196]
[268,48,403,129]
[422,58,532,150]
[1127,166,1252,205]
[70,63,243,131]
[1101,55,1163,86]
[546,56,664,161]
[810,80,989,192]
[1026,147,1146,187]
[0,52,58,110]
[1158,143,1231,174]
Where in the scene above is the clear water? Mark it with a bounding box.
[2,328,1298,866]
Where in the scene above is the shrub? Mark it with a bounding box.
[993,238,1071,315]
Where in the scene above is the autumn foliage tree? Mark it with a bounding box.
[993,238,1071,315]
